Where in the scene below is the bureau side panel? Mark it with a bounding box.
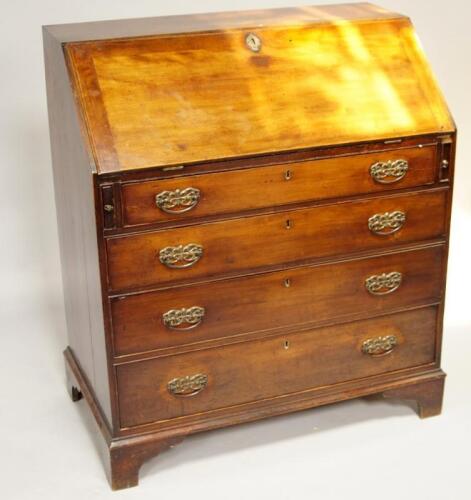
[43,28,112,426]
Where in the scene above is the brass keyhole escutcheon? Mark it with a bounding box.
[286,219,292,229]
[245,32,262,52]
[284,169,292,180]
[284,278,291,288]
[284,340,290,350]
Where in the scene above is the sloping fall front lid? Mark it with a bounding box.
[65,3,455,174]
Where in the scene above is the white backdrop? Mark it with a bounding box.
[1,1,470,499]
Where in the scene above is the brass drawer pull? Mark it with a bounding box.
[159,243,203,268]
[362,335,398,356]
[163,306,205,330]
[168,374,208,397]
[365,271,402,295]
[155,187,200,214]
[370,159,409,184]
[368,211,406,235]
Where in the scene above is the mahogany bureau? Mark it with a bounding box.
[43,3,456,490]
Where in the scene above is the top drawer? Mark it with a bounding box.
[121,145,437,226]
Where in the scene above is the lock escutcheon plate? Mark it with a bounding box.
[245,32,262,52]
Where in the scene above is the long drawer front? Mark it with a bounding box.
[111,246,443,356]
[117,307,438,428]
[107,189,446,291]
[121,144,438,226]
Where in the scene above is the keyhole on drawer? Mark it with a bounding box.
[284,170,292,180]
[285,219,292,229]
[284,278,291,288]
[284,340,290,350]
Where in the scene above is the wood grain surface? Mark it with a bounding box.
[65,14,454,173]
[106,189,447,292]
[117,307,438,427]
[122,144,437,226]
[111,245,443,356]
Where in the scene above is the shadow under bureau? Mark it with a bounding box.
[43,3,456,490]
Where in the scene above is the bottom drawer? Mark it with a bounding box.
[117,307,437,428]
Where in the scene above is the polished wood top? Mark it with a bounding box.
[61,4,454,173]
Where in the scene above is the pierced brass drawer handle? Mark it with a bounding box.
[368,211,406,235]
[155,187,200,214]
[168,374,208,397]
[362,335,398,356]
[370,159,409,184]
[163,306,205,330]
[159,243,203,269]
[365,272,402,295]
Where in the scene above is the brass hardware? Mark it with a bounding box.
[285,219,292,229]
[439,137,452,182]
[101,185,116,229]
[384,139,402,144]
[167,374,208,396]
[283,340,290,350]
[159,243,203,269]
[370,159,409,184]
[365,272,402,295]
[362,335,398,356]
[284,170,292,180]
[368,211,406,235]
[245,32,262,52]
[284,278,291,288]
[155,187,200,214]
[163,306,205,330]
[161,165,185,172]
